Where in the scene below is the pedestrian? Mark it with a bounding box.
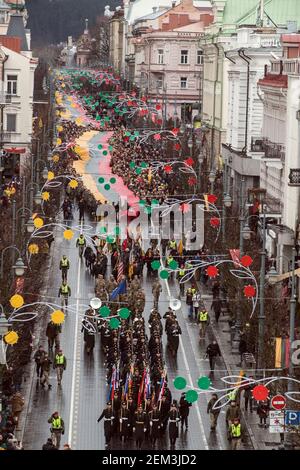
[226,400,241,432]
[33,345,46,382]
[177,265,185,297]
[257,400,269,428]
[97,402,114,449]
[206,340,221,372]
[243,376,254,413]
[53,349,67,386]
[179,392,192,430]
[192,290,201,320]
[118,401,130,443]
[40,353,52,389]
[78,197,85,222]
[10,392,25,426]
[42,438,58,451]
[152,279,162,309]
[48,411,65,449]
[46,321,61,353]
[168,401,180,450]
[207,393,220,430]
[230,418,243,450]
[198,307,210,338]
[59,255,70,282]
[211,297,222,323]
[58,280,71,310]
[185,287,194,318]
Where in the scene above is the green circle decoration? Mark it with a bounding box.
[136,168,142,175]
[144,206,152,215]
[185,390,198,404]
[169,260,178,270]
[103,150,108,156]
[119,308,131,319]
[104,184,111,191]
[114,226,120,235]
[109,318,120,329]
[106,235,115,244]
[151,260,161,270]
[174,376,187,390]
[110,177,116,184]
[197,376,212,390]
[139,199,146,206]
[129,162,136,169]
[99,306,110,318]
[109,146,113,151]
[140,162,148,169]
[151,199,159,206]
[160,270,169,280]
[100,226,107,234]
[98,177,105,184]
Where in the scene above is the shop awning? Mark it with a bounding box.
[5,147,26,154]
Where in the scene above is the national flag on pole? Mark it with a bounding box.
[107,365,116,401]
[158,375,166,402]
[110,279,127,300]
[138,369,146,406]
[178,239,183,256]
[229,249,241,267]
[275,337,290,369]
[117,258,124,284]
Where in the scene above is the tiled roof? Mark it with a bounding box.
[0,35,20,52]
[7,13,28,51]
[258,73,288,88]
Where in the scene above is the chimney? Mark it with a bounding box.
[153,7,157,13]
[264,64,268,76]
[172,1,176,7]
[279,60,283,75]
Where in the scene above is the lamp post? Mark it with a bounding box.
[0,308,9,417]
[209,170,216,194]
[222,159,232,244]
[0,245,27,279]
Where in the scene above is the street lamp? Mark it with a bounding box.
[34,190,43,206]
[25,218,35,234]
[242,222,251,240]
[224,194,232,208]
[42,167,49,180]
[0,245,27,278]
[12,258,26,277]
[0,308,9,416]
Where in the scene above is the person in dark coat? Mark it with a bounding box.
[118,402,130,442]
[97,402,114,449]
[148,403,161,449]
[42,438,58,450]
[81,310,96,354]
[168,401,180,449]
[134,404,147,449]
[257,400,269,428]
[159,395,171,433]
[211,297,222,323]
[179,392,192,429]
[206,341,221,372]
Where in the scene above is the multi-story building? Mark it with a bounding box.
[201,0,300,171]
[109,7,125,72]
[0,12,38,178]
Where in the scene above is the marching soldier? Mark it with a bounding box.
[118,401,130,442]
[152,280,162,309]
[97,402,114,449]
[134,404,147,449]
[168,401,181,449]
[148,403,161,449]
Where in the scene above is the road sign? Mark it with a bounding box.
[271,395,286,410]
[285,410,300,426]
[269,410,285,433]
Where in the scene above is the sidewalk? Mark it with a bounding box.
[198,281,283,450]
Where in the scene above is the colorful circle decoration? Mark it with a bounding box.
[207,194,218,204]
[151,260,161,270]
[188,177,197,186]
[98,177,105,184]
[10,294,24,309]
[48,171,55,181]
[136,168,142,175]
[240,255,253,267]
[33,217,44,229]
[98,144,103,150]
[244,285,256,298]
[206,266,219,278]
[252,384,269,401]
[51,310,65,325]
[42,191,50,201]
[139,200,146,207]
[198,376,211,390]
[114,226,120,236]
[129,162,136,169]
[99,306,110,318]
[100,226,107,234]
[160,270,169,280]
[69,179,78,189]
[164,165,172,174]
[109,318,120,329]
[28,243,39,254]
[4,331,19,345]
[174,376,187,390]
[118,308,131,320]
[63,229,74,240]
[186,390,198,404]
[110,177,116,184]
[169,260,178,270]
[184,158,194,167]
[210,217,220,228]
[106,236,115,244]
[52,155,60,163]
[104,184,111,191]
[174,143,181,151]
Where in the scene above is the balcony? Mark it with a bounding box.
[251,138,285,169]
[0,94,12,105]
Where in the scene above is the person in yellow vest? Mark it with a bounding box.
[76,233,86,257]
[58,280,71,310]
[59,255,70,282]
[198,307,210,338]
[177,265,185,297]
[168,238,177,253]
[53,349,67,386]
[48,411,65,449]
[186,286,196,318]
[230,418,243,450]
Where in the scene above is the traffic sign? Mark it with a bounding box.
[271,394,286,410]
[285,410,300,426]
[269,410,285,433]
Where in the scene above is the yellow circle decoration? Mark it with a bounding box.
[56,138,62,146]
[63,229,74,240]
[48,171,55,181]
[42,191,50,201]
[10,294,24,309]
[34,217,44,229]
[52,155,60,163]
[28,243,39,254]
[4,331,19,345]
[56,110,60,116]
[57,125,63,132]
[76,117,83,125]
[10,187,16,195]
[69,179,78,189]
[51,310,65,325]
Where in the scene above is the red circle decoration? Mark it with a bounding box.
[210,217,220,227]
[240,255,253,267]
[141,96,147,102]
[174,143,181,151]
[123,136,129,142]
[164,165,173,174]
[252,385,269,401]
[154,133,161,141]
[156,104,161,111]
[244,285,256,298]
[172,128,179,135]
[206,266,219,278]
[156,119,162,126]
[188,177,197,186]
[180,203,190,214]
[184,158,194,167]
[207,194,218,204]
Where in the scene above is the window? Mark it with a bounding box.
[0,12,6,24]
[157,77,163,89]
[180,77,187,89]
[158,49,164,64]
[7,114,16,132]
[197,50,204,65]
[181,50,188,64]
[7,75,18,95]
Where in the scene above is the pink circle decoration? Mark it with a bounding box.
[154,133,161,141]
[210,217,220,228]
[188,176,197,186]
[244,285,256,298]
[174,143,181,151]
